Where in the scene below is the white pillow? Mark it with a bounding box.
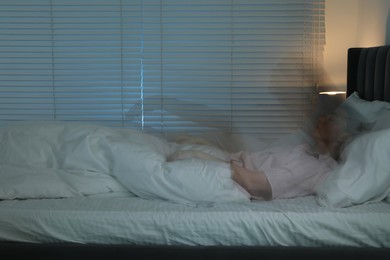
[0,164,78,200]
[315,129,390,207]
[336,92,390,133]
[371,109,390,131]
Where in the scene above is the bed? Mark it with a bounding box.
[1,45,390,259]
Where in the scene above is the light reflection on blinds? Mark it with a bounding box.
[0,0,325,141]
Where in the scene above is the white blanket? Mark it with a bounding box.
[0,123,249,205]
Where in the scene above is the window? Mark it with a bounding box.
[0,0,325,142]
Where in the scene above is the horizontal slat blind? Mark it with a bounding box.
[127,0,326,141]
[0,1,53,121]
[52,0,124,125]
[0,0,142,127]
[0,0,325,141]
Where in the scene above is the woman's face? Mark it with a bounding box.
[316,114,346,142]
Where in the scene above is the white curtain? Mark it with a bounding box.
[0,0,325,142]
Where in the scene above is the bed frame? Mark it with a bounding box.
[2,45,390,259]
[347,45,390,101]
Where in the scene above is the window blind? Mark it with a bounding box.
[0,0,325,142]
[0,0,139,126]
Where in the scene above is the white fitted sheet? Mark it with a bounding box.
[0,195,389,247]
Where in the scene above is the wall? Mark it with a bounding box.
[322,0,390,90]
[355,0,390,46]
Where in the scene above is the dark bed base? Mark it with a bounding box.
[2,46,390,259]
[2,243,390,260]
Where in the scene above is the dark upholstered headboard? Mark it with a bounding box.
[347,45,390,101]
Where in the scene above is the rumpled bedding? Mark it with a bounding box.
[0,123,249,205]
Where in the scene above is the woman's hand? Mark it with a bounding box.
[230,160,272,200]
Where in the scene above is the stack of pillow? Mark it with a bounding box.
[316,92,390,207]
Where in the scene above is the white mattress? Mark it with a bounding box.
[0,195,389,247]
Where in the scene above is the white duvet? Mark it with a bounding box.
[0,123,249,205]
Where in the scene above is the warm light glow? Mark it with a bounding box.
[319,91,346,96]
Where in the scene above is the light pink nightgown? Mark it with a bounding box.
[231,144,338,199]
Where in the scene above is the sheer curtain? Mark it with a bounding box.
[0,0,325,142]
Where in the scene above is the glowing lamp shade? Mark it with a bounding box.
[319,91,346,96]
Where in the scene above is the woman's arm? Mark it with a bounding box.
[230,161,272,200]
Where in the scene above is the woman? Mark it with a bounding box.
[0,113,348,204]
[230,113,349,200]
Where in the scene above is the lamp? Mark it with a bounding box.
[315,85,346,113]
[317,84,346,97]
[319,90,346,96]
